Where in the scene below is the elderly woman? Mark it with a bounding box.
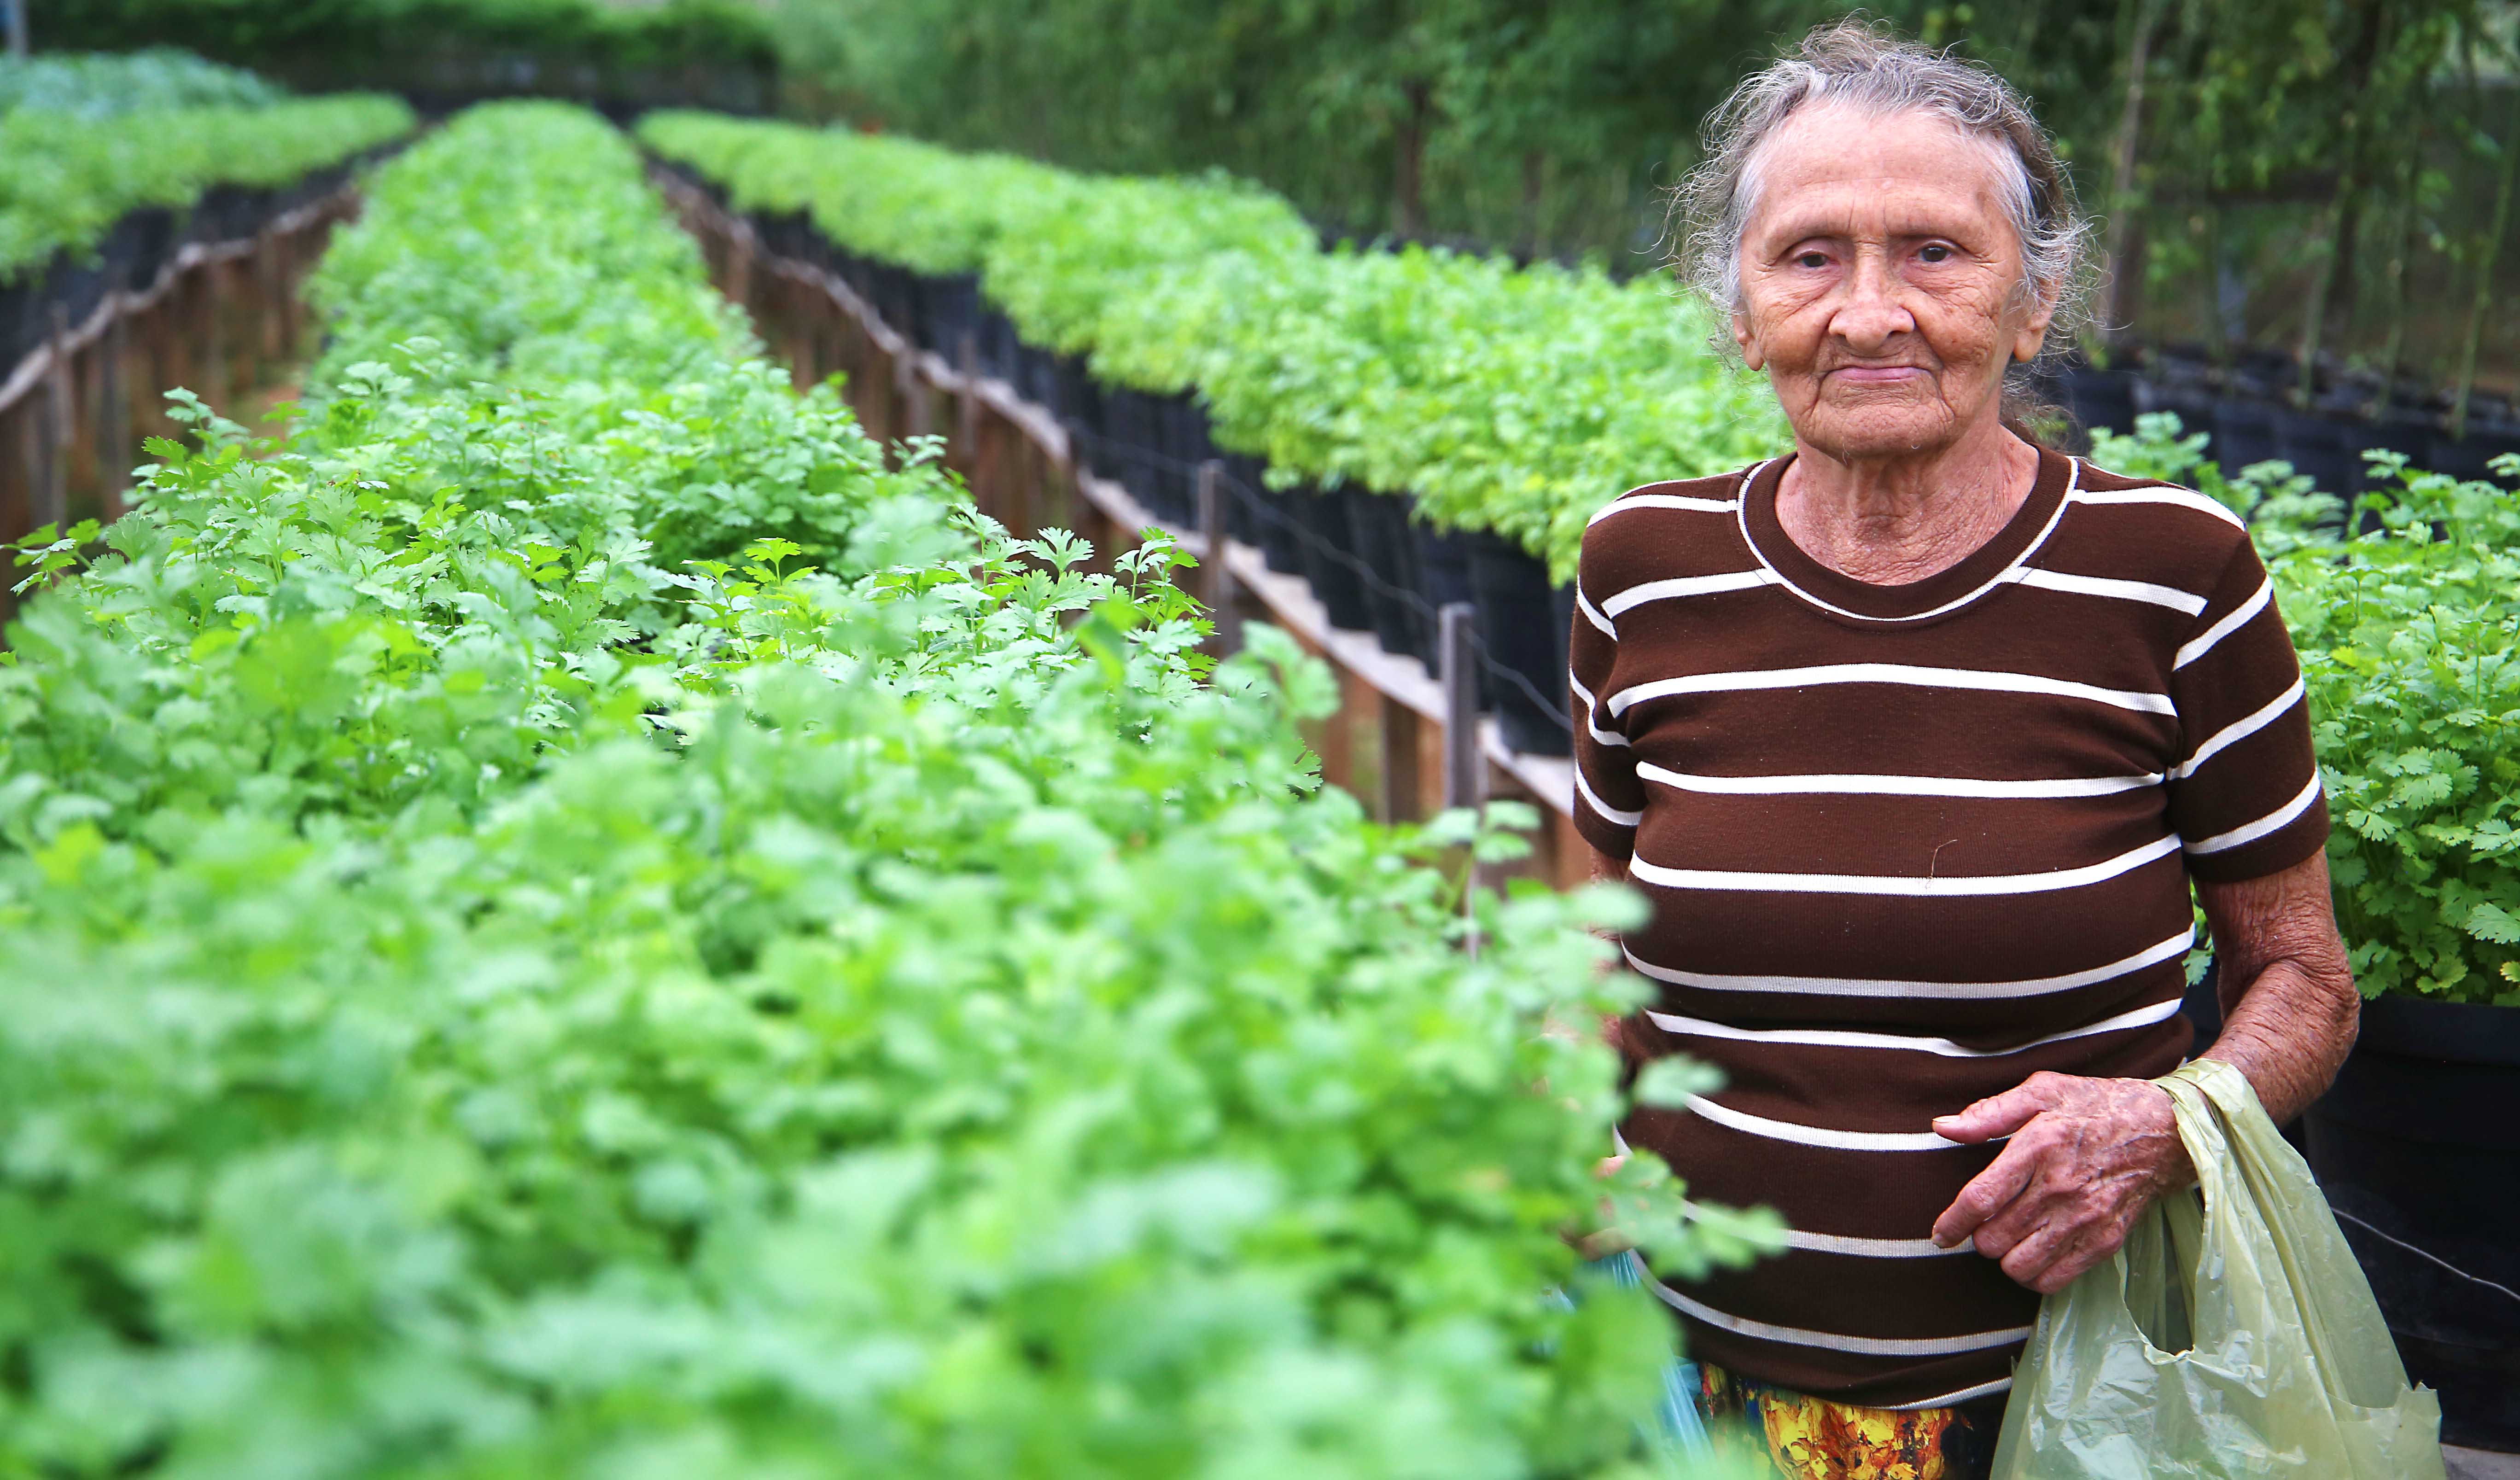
[1574,23,2359,1476]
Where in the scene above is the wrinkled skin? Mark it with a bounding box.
[1731,104,2053,586]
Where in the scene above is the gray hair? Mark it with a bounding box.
[1673,19,2097,412]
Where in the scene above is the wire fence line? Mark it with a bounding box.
[1064,419,1578,740]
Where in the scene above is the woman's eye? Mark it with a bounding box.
[1796,251,1829,269]
[1919,243,1953,263]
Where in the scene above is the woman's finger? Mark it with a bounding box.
[1931,1132,2042,1248]
[2007,1211,2127,1295]
[1931,1072,2068,1143]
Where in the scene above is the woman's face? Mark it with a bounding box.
[1732,105,2053,462]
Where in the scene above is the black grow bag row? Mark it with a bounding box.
[723,195,1581,760]
[2,143,398,382]
[2035,360,2520,502]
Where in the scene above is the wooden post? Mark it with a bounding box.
[1439,601,1481,810]
[100,310,131,517]
[70,331,101,506]
[38,305,70,530]
[1196,459,1240,657]
[1312,654,1357,796]
[202,257,230,413]
[145,281,180,443]
[1382,696,1424,823]
[956,332,982,481]
[256,227,283,366]
[896,351,930,443]
[728,225,753,324]
[273,222,298,357]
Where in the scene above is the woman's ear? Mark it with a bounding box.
[2012,280,2058,364]
[1733,311,1764,372]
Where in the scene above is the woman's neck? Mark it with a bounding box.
[1775,418,2042,586]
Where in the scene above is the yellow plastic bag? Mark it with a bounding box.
[1990,1057,2444,1479]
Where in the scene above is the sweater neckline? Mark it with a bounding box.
[1737,446,2079,624]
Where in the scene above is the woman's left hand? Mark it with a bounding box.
[1927,1071,2194,1294]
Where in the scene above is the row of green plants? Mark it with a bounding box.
[0,47,282,117]
[0,91,413,283]
[637,111,1783,583]
[2094,416,2520,1007]
[0,101,1767,1474]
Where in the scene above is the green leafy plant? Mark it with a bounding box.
[0,92,413,283]
[0,100,1770,1475]
[2094,414,2520,1006]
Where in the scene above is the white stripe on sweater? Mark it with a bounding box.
[1599,569,1771,618]
[1681,1094,1965,1152]
[2171,676,2305,779]
[1587,492,1742,525]
[1887,1377,2016,1411]
[1627,833,2182,897]
[2068,485,2246,529]
[1605,662,2176,720]
[1620,927,2193,1001]
[2187,774,2323,855]
[1567,672,1628,748]
[1575,586,1616,636]
[2174,580,2274,670]
[1649,1279,2035,1356]
[1680,1202,1969,1259]
[1575,763,1643,828]
[1636,763,2161,799]
[1645,995,2184,1058]
[2014,567,2208,616]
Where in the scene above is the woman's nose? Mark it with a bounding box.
[1828,253,1916,351]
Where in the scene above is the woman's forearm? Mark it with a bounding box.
[2193,851,2359,1125]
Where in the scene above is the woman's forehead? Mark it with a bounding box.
[1744,105,2014,235]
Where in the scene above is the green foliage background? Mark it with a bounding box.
[779,0,2520,399]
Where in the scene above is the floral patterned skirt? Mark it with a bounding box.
[1686,1361,2005,1480]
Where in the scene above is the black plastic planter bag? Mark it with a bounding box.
[1991,1059,2444,1479]
[1053,355,1102,444]
[1292,485,1373,633]
[1221,453,1265,545]
[1251,469,1307,576]
[1346,490,1423,658]
[1465,530,1572,757]
[1411,523,1482,689]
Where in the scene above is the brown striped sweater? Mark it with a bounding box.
[1570,447,2328,1410]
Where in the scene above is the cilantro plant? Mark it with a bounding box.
[2094,415,2520,1007]
[0,102,1770,1475]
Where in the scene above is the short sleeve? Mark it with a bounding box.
[1570,525,1646,862]
[2164,535,2330,882]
